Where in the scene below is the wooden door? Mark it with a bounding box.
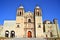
[28,31,32,38]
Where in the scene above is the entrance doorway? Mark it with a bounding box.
[28,31,32,38]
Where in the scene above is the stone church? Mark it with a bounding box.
[0,5,60,38]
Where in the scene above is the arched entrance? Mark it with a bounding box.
[5,30,9,37]
[28,31,32,38]
[10,31,15,38]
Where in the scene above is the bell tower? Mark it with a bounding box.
[16,5,25,37]
[34,5,43,38]
[34,6,42,16]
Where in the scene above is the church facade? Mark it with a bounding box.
[0,5,60,38]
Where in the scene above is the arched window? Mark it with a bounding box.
[17,25,20,28]
[10,30,15,38]
[28,19,31,23]
[5,30,9,37]
[38,25,41,28]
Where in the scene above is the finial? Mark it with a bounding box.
[19,4,24,8]
[35,4,40,8]
[20,4,22,6]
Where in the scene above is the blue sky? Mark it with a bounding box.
[0,0,60,29]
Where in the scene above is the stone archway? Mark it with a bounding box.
[28,31,32,38]
[5,30,9,37]
[10,31,15,38]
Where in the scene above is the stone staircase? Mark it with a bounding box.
[0,38,47,40]
[0,38,60,40]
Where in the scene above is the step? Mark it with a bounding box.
[0,38,47,40]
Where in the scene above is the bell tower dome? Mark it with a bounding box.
[17,4,24,16]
